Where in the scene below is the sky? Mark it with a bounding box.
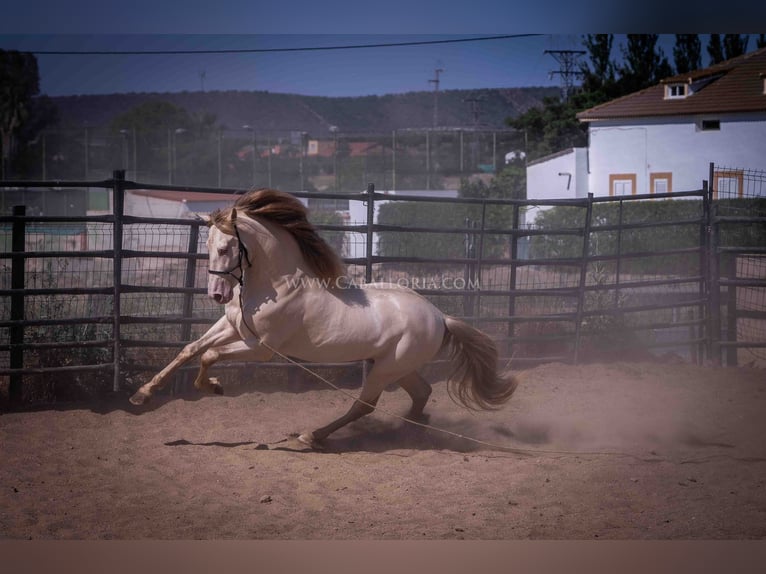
[0,1,762,99]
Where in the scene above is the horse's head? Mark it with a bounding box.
[206,208,249,304]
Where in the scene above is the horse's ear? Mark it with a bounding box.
[231,208,238,222]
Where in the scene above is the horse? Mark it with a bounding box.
[129,188,518,448]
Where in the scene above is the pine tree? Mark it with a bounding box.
[673,34,702,74]
[707,34,725,64]
[580,34,616,92]
[723,34,749,59]
[618,34,673,93]
[0,50,42,179]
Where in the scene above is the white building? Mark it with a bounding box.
[526,46,766,221]
[525,147,589,222]
[346,188,458,258]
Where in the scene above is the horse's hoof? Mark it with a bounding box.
[297,432,323,450]
[129,391,150,406]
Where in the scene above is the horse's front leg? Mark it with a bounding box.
[129,315,240,406]
[193,339,275,395]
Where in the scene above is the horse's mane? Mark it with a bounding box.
[208,188,345,282]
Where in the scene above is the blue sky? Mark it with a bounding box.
[2,34,593,97]
[1,1,761,98]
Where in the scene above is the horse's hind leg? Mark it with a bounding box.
[397,372,432,421]
[298,394,381,448]
[298,362,395,448]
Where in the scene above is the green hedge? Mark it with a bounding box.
[376,201,515,260]
[529,198,766,274]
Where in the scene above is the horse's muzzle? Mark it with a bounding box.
[208,279,233,305]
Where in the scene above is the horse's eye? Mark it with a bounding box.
[217,248,228,256]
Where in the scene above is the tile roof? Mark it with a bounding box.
[577,47,766,122]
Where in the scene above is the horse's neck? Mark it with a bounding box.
[240,216,312,285]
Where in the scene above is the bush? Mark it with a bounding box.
[529,198,766,274]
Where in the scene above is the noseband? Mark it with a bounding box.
[207,221,251,286]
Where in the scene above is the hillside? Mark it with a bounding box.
[51,87,559,135]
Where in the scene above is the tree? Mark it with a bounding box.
[707,34,725,64]
[12,95,59,178]
[673,34,702,74]
[617,34,673,93]
[110,100,220,184]
[111,100,195,141]
[460,163,526,201]
[507,96,586,161]
[580,34,619,101]
[0,50,40,178]
[723,34,749,59]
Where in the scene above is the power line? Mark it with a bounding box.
[25,34,543,56]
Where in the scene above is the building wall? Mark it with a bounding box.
[587,113,766,197]
[525,147,587,224]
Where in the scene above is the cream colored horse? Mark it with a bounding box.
[129,189,518,447]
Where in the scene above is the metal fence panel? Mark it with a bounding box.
[2,164,765,406]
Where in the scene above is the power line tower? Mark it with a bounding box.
[429,68,444,127]
[545,50,585,102]
[463,95,482,127]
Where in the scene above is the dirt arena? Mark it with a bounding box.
[1,360,765,540]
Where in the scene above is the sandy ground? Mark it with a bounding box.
[1,360,766,540]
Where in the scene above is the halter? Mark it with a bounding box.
[207,215,251,286]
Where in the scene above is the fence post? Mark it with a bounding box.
[573,193,594,363]
[725,255,738,367]
[697,180,711,365]
[507,204,520,358]
[473,203,487,325]
[365,183,375,284]
[463,217,476,319]
[181,221,200,340]
[614,199,624,308]
[112,170,125,392]
[361,183,376,384]
[707,165,723,366]
[9,205,26,404]
[177,220,201,393]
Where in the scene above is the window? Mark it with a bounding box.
[700,119,720,131]
[609,173,636,196]
[665,84,687,99]
[713,170,744,198]
[650,172,673,194]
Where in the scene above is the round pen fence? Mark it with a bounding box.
[1,165,765,406]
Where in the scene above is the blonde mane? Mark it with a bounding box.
[208,188,345,282]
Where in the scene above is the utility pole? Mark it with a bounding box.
[429,68,444,127]
[545,49,585,102]
[199,70,206,92]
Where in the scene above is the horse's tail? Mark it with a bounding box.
[442,315,519,411]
